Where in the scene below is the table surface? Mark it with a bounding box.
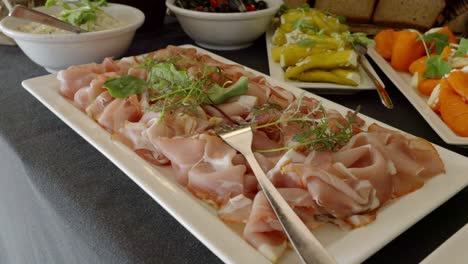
[0,21,467,264]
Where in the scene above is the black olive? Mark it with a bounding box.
[228,0,239,11]
[218,4,229,12]
[246,0,257,6]
[256,0,267,10]
[189,1,199,8]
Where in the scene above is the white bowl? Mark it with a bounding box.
[166,0,282,50]
[0,4,144,73]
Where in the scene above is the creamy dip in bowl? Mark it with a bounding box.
[0,4,144,72]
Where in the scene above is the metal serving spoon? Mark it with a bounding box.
[9,4,87,33]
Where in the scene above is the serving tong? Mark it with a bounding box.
[354,43,394,109]
[215,122,336,264]
[229,0,247,12]
[8,4,87,33]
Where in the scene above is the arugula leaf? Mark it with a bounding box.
[103,75,147,98]
[208,76,248,104]
[418,33,449,54]
[148,63,190,90]
[423,55,451,79]
[454,38,468,57]
[296,39,315,47]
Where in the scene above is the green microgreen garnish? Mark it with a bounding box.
[103,59,248,122]
[45,0,107,27]
[418,33,449,55]
[415,30,452,79]
[252,95,360,153]
[453,38,468,57]
[423,55,452,79]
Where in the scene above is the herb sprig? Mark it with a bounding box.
[418,33,449,54]
[45,0,108,26]
[103,59,248,121]
[252,95,360,153]
[453,38,468,57]
[415,30,452,79]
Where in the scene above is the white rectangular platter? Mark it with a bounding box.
[367,47,468,146]
[22,44,468,264]
[265,30,376,94]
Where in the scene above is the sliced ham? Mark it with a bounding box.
[187,134,246,205]
[252,130,283,157]
[305,150,333,170]
[57,63,105,99]
[216,95,258,118]
[284,164,379,218]
[246,80,271,105]
[341,123,445,198]
[56,46,448,262]
[201,134,237,171]
[188,162,246,205]
[85,91,114,120]
[244,188,320,262]
[152,136,206,185]
[218,194,253,223]
[97,95,142,132]
[267,149,306,188]
[102,57,119,72]
[74,73,118,110]
[333,144,392,204]
[128,68,148,80]
[115,112,170,166]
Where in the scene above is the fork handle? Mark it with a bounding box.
[358,55,394,109]
[242,152,336,264]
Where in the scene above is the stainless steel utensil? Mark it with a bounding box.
[215,123,336,264]
[229,0,247,12]
[9,4,87,33]
[354,43,394,109]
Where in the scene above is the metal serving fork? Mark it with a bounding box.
[216,123,336,264]
[354,43,393,109]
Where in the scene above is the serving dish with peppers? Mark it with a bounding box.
[266,4,376,93]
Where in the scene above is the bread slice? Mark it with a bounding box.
[373,0,446,30]
[314,0,377,23]
[348,24,390,35]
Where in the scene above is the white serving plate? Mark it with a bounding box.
[22,45,468,264]
[265,30,376,94]
[367,47,468,146]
